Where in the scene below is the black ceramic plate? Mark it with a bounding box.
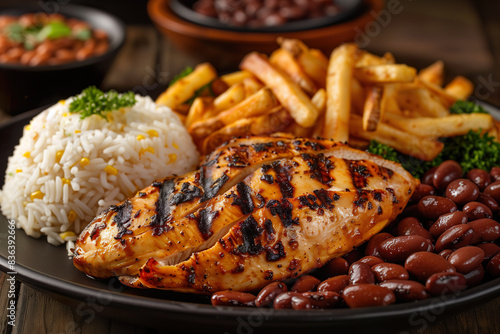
[170,0,364,33]
[1,104,500,333]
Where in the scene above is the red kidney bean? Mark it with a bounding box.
[320,257,350,277]
[364,233,393,257]
[425,272,467,296]
[487,253,500,277]
[405,251,456,282]
[467,169,491,191]
[463,265,485,287]
[211,291,256,307]
[484,180,500,203]
[356,256,385,267]
[445,179,479,205]
[349,263,375,285]
[490,167,500,182]
[476,243,500,262]
[291,275,320,293]
[342,284,396,308]
[297,291,341,309]
[411,184,436,202]
[422,166,438,185]
[342,248,364,264]
[433,160,463,191]
[379,280,429,302]
[273,292,303,309]
[439,249,454,260]
[463,202,493,220]
[255,281,287,307]
[397,217,432,240]
[476,193,499,214]
[468,218,500,244]
[371,263,409,282]
[435,224,475,252]
[448,246,485,274]
[429,211,468,239]
[379,235,433,263]
[317,275,350,293]
[418,196,457,220]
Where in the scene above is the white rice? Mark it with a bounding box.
[0,95,199,247]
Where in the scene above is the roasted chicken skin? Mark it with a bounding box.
[73,137,418,293]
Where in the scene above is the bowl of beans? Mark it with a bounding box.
[209,160,500,324]
[148,0,384,70]
[0,5,125,115]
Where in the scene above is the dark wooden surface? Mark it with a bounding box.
[1,0,500,333]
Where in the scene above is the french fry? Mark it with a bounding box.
[201,107,293,154]
[270,48,317,95]
[218,87,277,125]
[311,88,326,114]
[444,76,474,101]
[220,70,253,86]
[380,83,401,115]
[384,113,493,138]
[212,83,246,113]
[242,77,265,97]
[156,63,217,111]
[240,52,319,127]
[348,136,371,149]
[185,97,211,128]
[417,78,457,108]
[418,61,444,86]
[278,38,327,88]
[323,43,358,141]
[350,114,444,161]
[350,78,365,113]
[362,86,383,131]
[356,50,392,67]
[397,87,449,117]
[354,64,417,84]
[382,52,395,64]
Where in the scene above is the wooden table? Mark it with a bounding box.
[1,0,500,333]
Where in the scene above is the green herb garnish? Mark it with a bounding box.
[169,66,193,86]
[75,29,91,41]
[37,21,71,40]
[69,86,136,120]
[450,100,488,114]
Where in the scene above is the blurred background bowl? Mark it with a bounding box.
[0,5,125,115]
[148,0,384,70]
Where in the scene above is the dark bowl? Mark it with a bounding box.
[0,5,126,115]
[148,0,384,70]
[169,0,364,33]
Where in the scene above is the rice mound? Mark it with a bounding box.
[0,95,199,245]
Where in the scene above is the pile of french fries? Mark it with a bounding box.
[155,38,498,160]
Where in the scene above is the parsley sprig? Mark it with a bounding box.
[69,86,136,120]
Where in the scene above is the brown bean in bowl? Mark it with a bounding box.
[0,12,109,66]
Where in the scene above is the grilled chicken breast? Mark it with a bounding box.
[73,137,418,293]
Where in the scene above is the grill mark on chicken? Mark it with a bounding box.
[150,179,175,235]
[301,153,334,185]
[90,222,106,241]
[265,241,286,261]
[313,189,334,209]
[266,199,299,227]
[228,182,255,215]
[189,208,220,239]
[386,188,399,204]
[200,167,229,202]
[260,173,274,184]
[298,194,320,210]
[111,199,133,239]
[353,189,369,209]
[347,160,373,189]
[235,216,263,255]
[171,182,202,205]
[253,142,273,152]
[272,162,294,198]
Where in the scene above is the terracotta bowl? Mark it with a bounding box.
[148,0,384,70]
